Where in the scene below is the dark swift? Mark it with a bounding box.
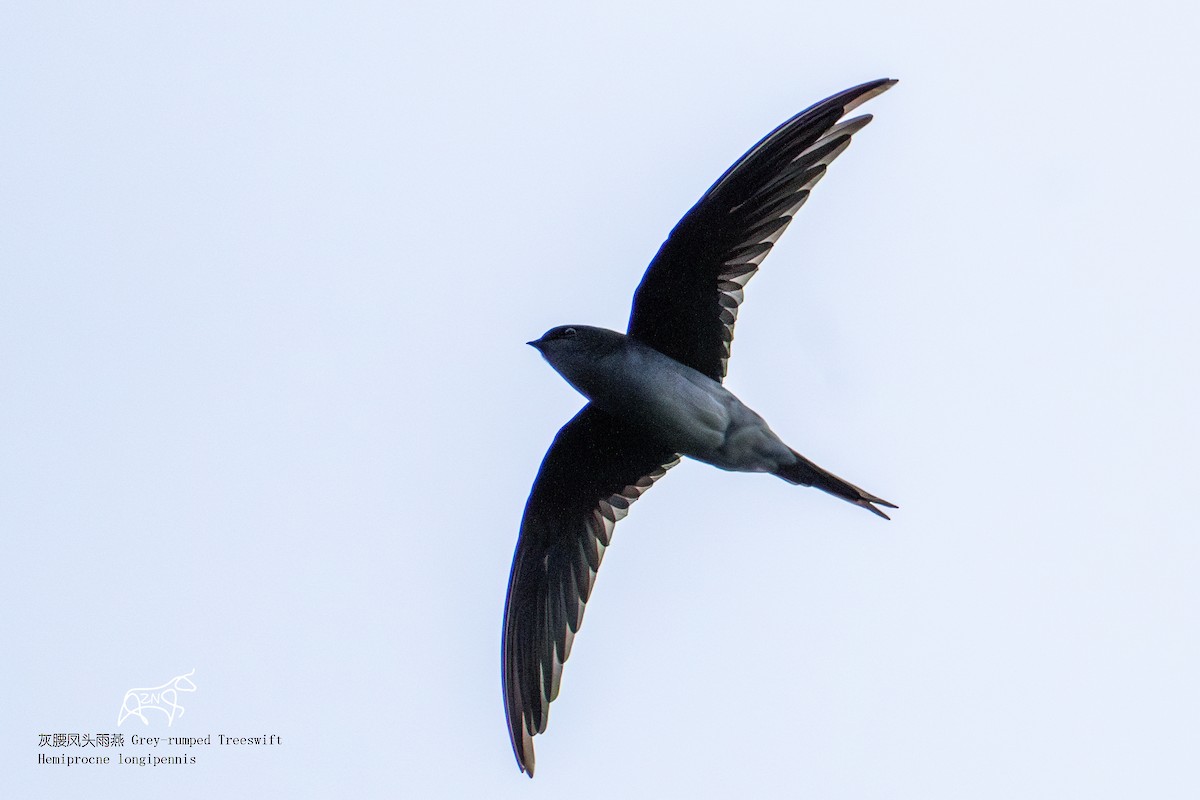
[503,79,898,776]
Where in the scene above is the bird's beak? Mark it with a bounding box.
[527,339,544,350]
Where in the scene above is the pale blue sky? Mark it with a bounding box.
[3,1,1198,797]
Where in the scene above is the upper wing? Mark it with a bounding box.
[502,404,678,776]
[627,78,896,381]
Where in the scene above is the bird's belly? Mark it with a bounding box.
[601,368,786,467]
[577,347,795,472]
[594,366,730,455]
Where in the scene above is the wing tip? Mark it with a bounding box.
[508,707,537,777]
[842,78,898,114]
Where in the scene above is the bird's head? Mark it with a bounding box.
[527,325,626,390]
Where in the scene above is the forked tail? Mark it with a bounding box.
[774,450,897,519]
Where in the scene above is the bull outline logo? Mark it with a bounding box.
[116,669,197,726]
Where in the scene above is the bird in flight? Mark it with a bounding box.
[502,78,898,777]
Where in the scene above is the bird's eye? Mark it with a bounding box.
[561,327,577,338]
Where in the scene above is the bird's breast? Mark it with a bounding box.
[578,347,733,455]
